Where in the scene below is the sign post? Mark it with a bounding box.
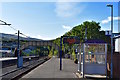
[60,36,62,70]
[60,36,80,70]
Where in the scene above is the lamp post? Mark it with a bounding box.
[107,4,113,78]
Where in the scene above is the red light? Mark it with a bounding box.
[67,38,76,44]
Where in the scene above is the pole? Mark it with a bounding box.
[60,36,62,70]
[85,26,87,41]
[77,52,80,72]
[111,5,113,78]
[17,30,20,68]
[107,4,114,78]
[83,44,85,78]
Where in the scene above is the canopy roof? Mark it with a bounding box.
[114,35,120,39]
[84,39,107,44]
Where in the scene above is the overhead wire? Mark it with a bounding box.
[7,25,30,38]
[0,20,6,23]
[8,25,18,31]
[20,33,30,38]
[0,20,31,39]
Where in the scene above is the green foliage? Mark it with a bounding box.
[53,21,111,55]
[48,48,53,58]
[54,50,58,56]
[64,21,102,41]
[26,53,30,56]
[48,47,54,57]
[72,48,76,59]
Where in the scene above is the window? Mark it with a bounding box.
[84,44,105,64]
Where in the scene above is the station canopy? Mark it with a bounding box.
[84,39,107,44]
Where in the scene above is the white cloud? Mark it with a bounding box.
[36,35,51,40]
[30,25,71,40]
[101,16,120,24]
[55,2,86,18]
[62,25,71,30]
[31,35,57,40]
[62,25,72,36]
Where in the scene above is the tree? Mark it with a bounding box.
[53,21,111,55]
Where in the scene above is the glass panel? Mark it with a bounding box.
[85,54,93,63]
[84,43,105,64]
[98,44,105,53]
[96,54,105,64]
[85,44,99,53]
[85,54,105,64]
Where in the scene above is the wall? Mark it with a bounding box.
[107,52,120,78]
[118,38,120,52]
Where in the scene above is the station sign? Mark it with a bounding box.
[105,30,111,36]
[63,36,80,44]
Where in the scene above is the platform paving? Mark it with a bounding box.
[22,57,78,78]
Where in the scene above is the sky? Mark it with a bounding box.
[0,2,119,41]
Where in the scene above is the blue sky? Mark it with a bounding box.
[0,2,119,40]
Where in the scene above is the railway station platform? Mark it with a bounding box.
[22,57,78,78]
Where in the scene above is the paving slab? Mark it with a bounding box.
[22,57,78,78]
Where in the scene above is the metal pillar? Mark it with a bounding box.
[107,4,113,78]
[60,36,62,70]
[83,44,85,78]
[105,44,108,78]
[17,30,20,68]
[17,30,23,68]
[77,53,80,72]
[85,27,87,41]
[110,5,113,78]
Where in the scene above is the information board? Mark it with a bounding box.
[63,36,80,44]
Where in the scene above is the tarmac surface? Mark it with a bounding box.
[22,57,78,78]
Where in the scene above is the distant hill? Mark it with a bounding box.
[1,33,42,41]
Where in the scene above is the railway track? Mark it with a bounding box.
[1,56,50,80]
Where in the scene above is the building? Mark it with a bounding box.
[118,38,120,52]
[114,35,120,52]
[0,50,12,57]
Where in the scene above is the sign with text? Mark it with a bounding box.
[63,36,80,44]
[105,30,111,36]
